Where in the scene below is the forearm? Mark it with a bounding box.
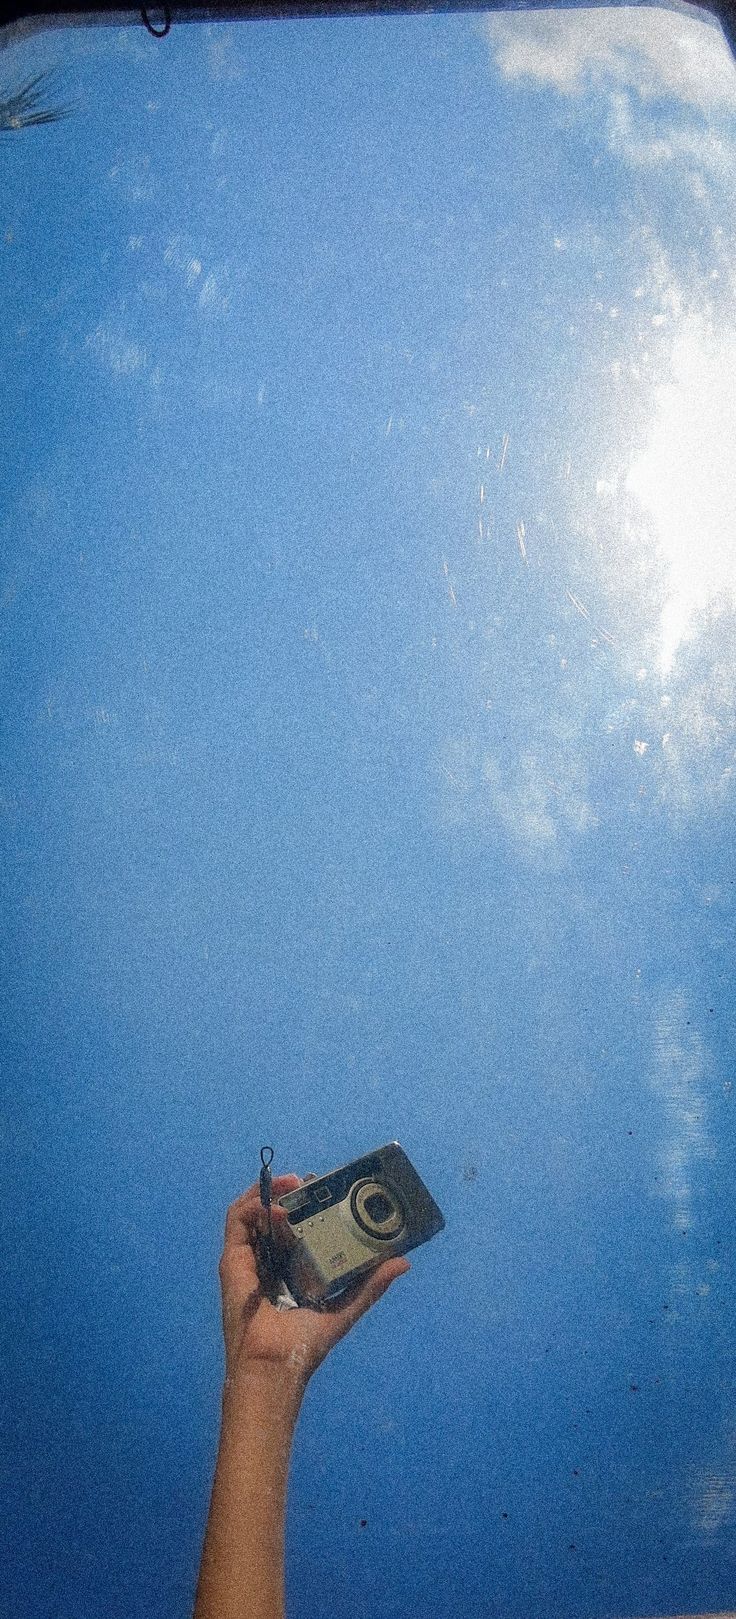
[193,1366,306,1619]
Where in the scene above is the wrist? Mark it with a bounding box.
[222,1359,307,1426]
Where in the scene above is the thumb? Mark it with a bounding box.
[330,1255,411,1341]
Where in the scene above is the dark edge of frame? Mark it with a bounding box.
[0,0,735,77]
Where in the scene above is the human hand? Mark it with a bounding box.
[218,1174,410,1394]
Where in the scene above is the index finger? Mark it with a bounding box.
[223,1174,302,1249]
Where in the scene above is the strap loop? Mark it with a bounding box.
[141,5,171,37]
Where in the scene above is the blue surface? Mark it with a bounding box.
[2,7,736,1616]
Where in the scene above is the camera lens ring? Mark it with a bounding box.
[350,1177,406,1240]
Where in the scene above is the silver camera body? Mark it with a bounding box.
[275,1141,445,1306]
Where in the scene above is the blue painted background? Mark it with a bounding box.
[2,8,736,1616]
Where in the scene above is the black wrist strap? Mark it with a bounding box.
[258,1145,282,1298]
[259,1144,335,1311]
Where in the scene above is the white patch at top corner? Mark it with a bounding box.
[484,6,735,115]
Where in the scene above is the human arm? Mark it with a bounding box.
[192,1361,304,1619]
[192,1173,410,1619]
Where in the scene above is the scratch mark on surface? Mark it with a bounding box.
[479,484,485,505]
[566,589,590,621]
[516,520,527,564]
[442,557,457,608]
[385,415,393,437]
[500,433,509,472]
[478,518,484,541]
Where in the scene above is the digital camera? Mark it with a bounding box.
[275,1141,445,1307]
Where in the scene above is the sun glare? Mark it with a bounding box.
[625,313,736,678]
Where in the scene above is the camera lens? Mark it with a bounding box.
[364,1191,393,1223]
[351,1179,405,1239]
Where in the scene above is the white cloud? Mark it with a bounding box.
[648,989,736,1543]
[483,750,558,848]
[485,5,736,112]
[485,7,736,204]
[650,987,713,1231]
[656,620,736,810]
[483,749,596,854]
[85,322,148,376]
[207,29,246,82]
[437,736,596,863]
[695,1465,736,1536]
[605,83,735,175]
[163,235,200,282]
[198,271,228,313]
[163,235,233,317]
[107,151,156,203]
